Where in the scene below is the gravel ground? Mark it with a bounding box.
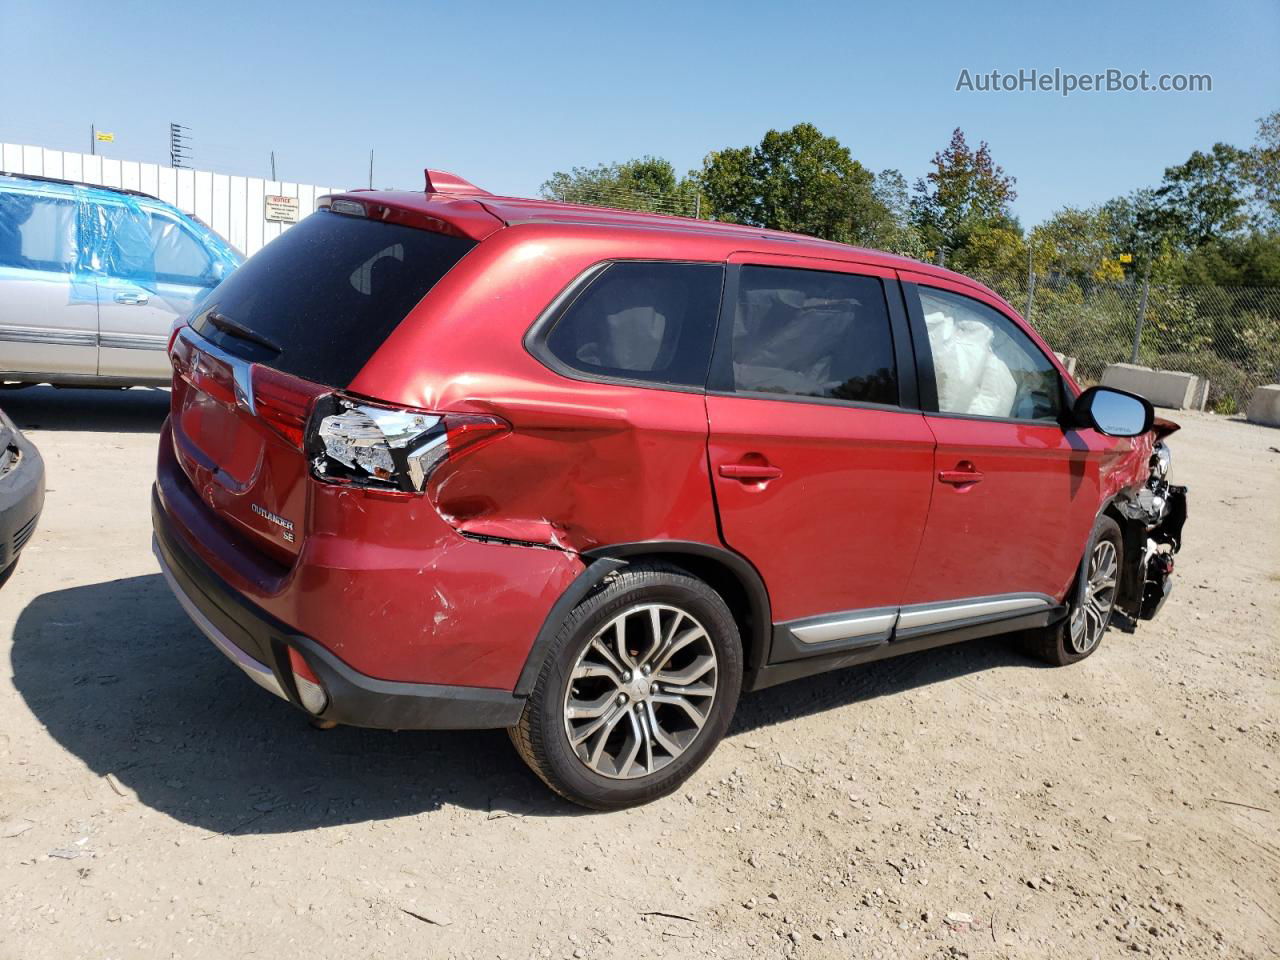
[0,386,1276,960]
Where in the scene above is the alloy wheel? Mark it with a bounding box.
[562,603,718,779]
[1068,538,1119,655]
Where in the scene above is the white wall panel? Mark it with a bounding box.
[120,160,141,192]
[42,149,64,179]
[3,142,346,256]
[210,174,231,238]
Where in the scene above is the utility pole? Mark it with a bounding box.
[270,151,277,181]
[90,123,95,156]
[1024,242,1036,322]
[1130,270,1151,364]
[369,149,374,189]
[169,123,191,168]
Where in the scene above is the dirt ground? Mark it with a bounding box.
[0,386,1276,960]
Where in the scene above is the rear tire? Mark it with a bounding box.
[1024,514,1123,666]
[509,563,742,810]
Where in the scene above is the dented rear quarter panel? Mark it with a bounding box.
[157,420,583,690]
[350,225,731,554]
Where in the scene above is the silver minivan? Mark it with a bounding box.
[0,174,241,386]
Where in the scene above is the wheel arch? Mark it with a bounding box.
[512,540,772,698]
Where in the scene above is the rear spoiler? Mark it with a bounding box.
[424,169,491,196]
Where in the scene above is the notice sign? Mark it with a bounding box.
[264,195,299,223]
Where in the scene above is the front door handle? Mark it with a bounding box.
[114,291,149,305]
[719,463,783,481]
[938,462,984,486]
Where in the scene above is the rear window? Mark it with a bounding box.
[191,209,474,386]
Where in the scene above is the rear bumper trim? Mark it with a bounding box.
[154,537,289,702]
[152,485,526,730]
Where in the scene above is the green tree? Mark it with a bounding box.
[1143,143,1249,249]
[871,169,927,257]
[1242,109,1280,229]
[695,123,890,246]
[1169,231,1280,287]
[1032,204,1133,282]
[910,128,1019,267]
[540,156,699,215]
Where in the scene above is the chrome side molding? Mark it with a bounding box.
[780,592,1056,657]
[792,609,898,645]
[896,594,1053,634]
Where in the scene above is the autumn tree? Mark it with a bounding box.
[910,128,1019,270]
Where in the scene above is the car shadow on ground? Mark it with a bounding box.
[1,385,170,434]
[11,573,1045,831]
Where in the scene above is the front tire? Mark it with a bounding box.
[1025,514,1123,666]
[509,563,743,810]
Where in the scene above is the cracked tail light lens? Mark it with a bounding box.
[308,395,507,493]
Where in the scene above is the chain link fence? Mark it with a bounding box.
[974,271,1280,414]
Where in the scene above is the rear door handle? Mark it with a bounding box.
[938,464,984,485]
[114,291,149,305]
[719,463,783,481]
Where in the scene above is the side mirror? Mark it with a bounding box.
[208,259,231,284]
[1073,386,1154,437]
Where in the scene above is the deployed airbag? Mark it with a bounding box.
[924,309,1017,417]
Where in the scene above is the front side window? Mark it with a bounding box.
[916,286,1061,421]
[728,265,898,405]
[0,192,76,273]
[150,215,214,285]
[544,261,723,388]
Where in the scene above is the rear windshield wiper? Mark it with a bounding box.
[205,311,283,355]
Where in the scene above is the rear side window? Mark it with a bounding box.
[192,210,474,386]
[543,261,723,388]
[728,265,898,405]
[0,193,76,273]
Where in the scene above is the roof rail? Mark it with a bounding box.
[423,169,490,196]
[0,169,160,202]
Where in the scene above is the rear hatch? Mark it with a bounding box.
[168,203,481,564]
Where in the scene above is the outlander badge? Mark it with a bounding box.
[251,503,295,542]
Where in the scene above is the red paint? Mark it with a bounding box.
[154,182,1166,698]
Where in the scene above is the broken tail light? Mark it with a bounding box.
[252,365,330,450]
[308,395,507,493]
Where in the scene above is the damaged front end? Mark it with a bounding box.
[1114,421,1187,621]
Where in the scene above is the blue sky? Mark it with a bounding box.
[3,0,1277,227]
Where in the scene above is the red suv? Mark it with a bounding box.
[152,171,1187,809]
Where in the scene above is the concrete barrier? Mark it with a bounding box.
[1191,377,1212,412]
[1246,385,1280,427]
[1100,363,1200,409]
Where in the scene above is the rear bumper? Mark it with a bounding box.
[0,420,44,572]
[152,488,525,730]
